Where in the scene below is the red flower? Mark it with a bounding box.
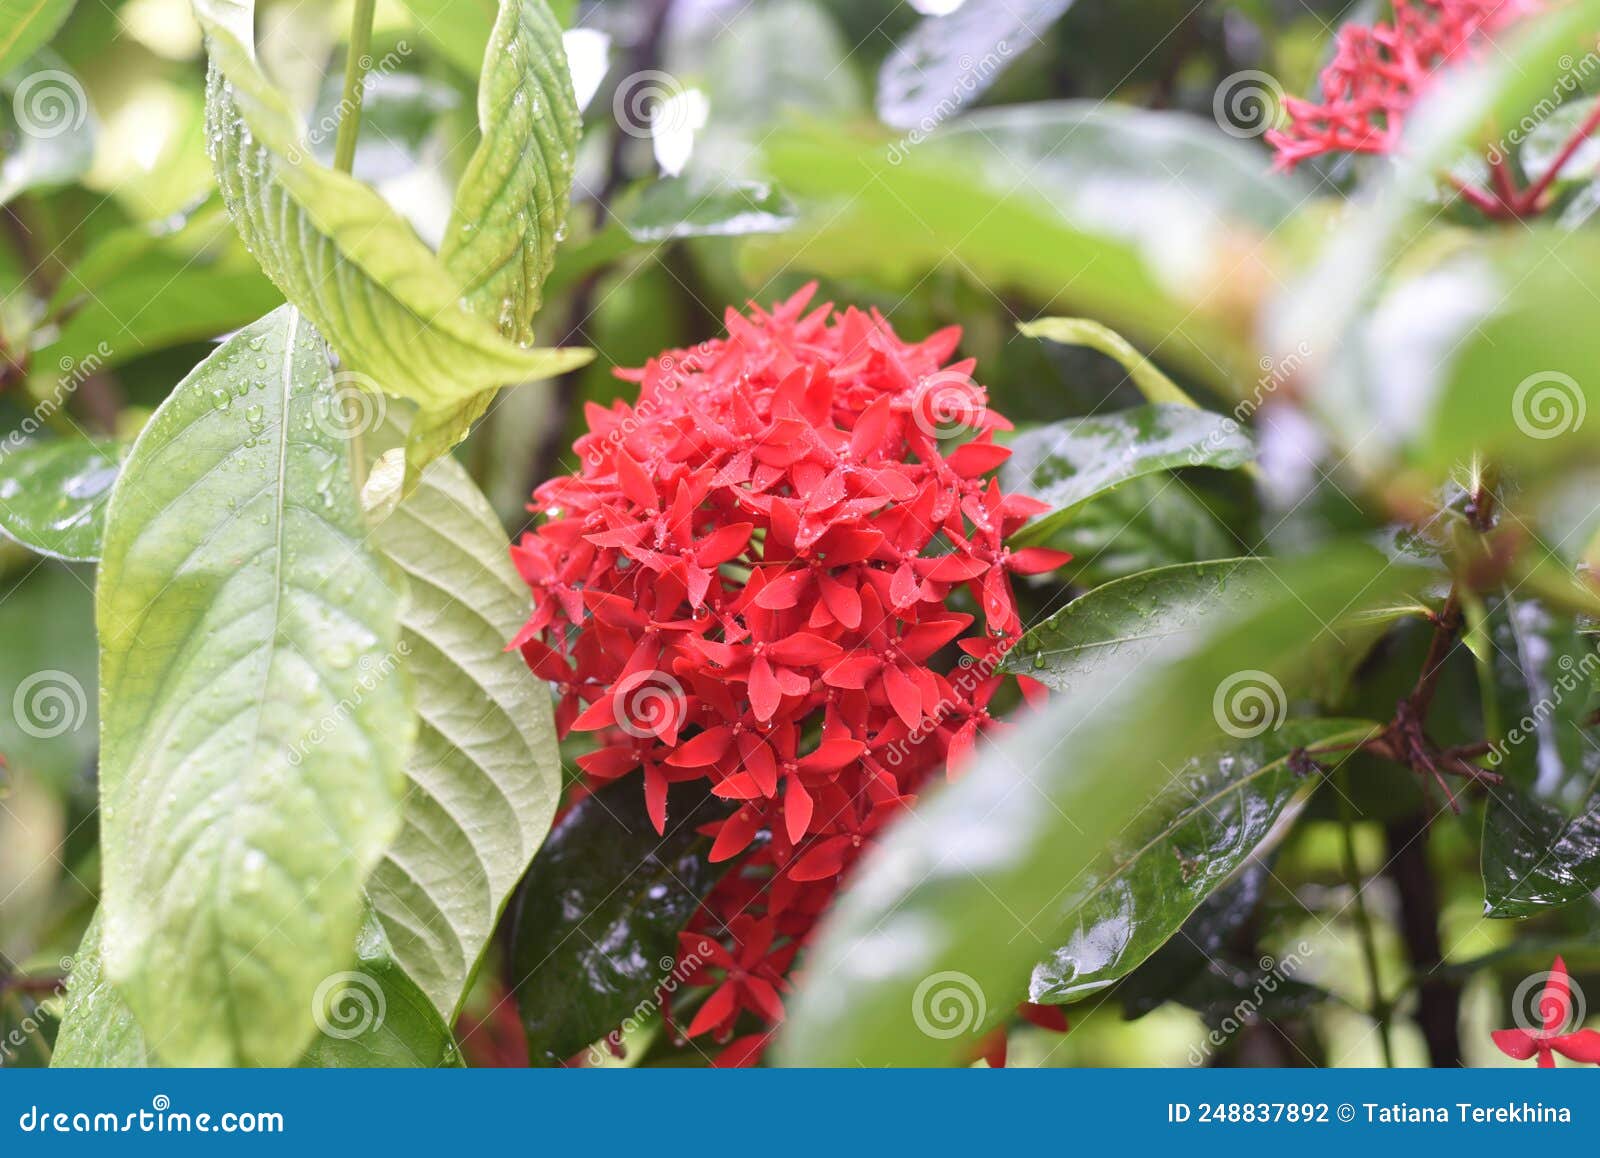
[513,285,1067,1060]
[1268,0,1540,171]
[1491,957,1600,1068]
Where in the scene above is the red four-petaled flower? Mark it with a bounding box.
[513,285,1067,1063]
[1491,957,1600,1068]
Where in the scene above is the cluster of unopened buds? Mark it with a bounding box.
[513,284,1070,1064]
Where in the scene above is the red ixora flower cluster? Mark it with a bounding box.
[1268,0,1541,171]
[512,284,1066,1064]
[1492,957,1600,1068]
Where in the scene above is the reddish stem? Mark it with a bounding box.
[1516,98,1600,214]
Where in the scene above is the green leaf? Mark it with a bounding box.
[512,779,730,1066]
[365,421,562,1022]
[1019,317,1198,408]
[1480,591,1600,917]
[1,57,94,205]
[619,177,796,243]
[50,915,149,1068]
[1031,718,1377,1003]
[441,0,579,346]
[1001,558,1269,692]
[775,545,1422,1066]
[193,0,590,469]
[1000,404,1254,546]
[95,306,414,1066]
[0,0,78,77]
[877,0,1076,130]
[297,911,460,1068]
[395,0,499,75]
[762,103,1304,390]
[0,440,122,562]
[56,909,460,1068]
[1048,473,1235,587]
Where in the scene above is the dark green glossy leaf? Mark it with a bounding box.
[1001,558,1268,693]
[777,546,1423,1066]
[1002,405,1254,547]
[95,306,413,1066]
[1480,591,1600,917]
[512,779,730,1066]
[877,0,1076,130]
[1048,473,1235,587]
[620,177,795,243]
[1031,718,1377,1004]
[0,440,122,562]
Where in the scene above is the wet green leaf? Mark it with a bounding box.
[620,177,796,243]
[877,0,1076,130]
[193,0,589,477]
[95,306,413,1066]
[366,417,562,1023]
[1047,473,1235,587]
[0,57,93,205]
[0,440,122,562]
[1480,591,1600,917]
[777,546,1423,1066]
[512,779,731,1066]
[1001,405,1254,547]
[1019,317,1198,408]
[1031,718,1376,1003]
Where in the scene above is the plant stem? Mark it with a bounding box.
[332,0,379,177]
[1383,812,1463,1066]
[1516,98,1600,214]
[332,0,377,487]
[1336,769,1394,1067]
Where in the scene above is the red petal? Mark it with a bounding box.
[1552,1029,1600,1063]
[748,656,782,722]
[709,808,763,862]
[1020,1003,1069,1032]
[753,569,809,610]
[686,982,740,1038]
[1008,547,1073,575]
[644,766,669,835]
[1491,1028,1539,1060]
[740,976,786,1023]
[713,1035,769,1068]
[785,779,814,844]
[823,654,880,689]
[800,737,866,771]
[696,522,754,566]
[667,726,733,768]
[615,452,658,509]
[850,396,892,459]
[769,633,843,666]
[788,835,852,881]
[946,440,1011,478]
[883,663,925,729]
[817,573,863,629]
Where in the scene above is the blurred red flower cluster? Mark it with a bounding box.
[1268,0,1540,170]
[512,285,1065,1063]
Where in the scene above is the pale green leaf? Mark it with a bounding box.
[0,0,78,80]
[95,306,414,1066]
[366,417,562,1021]
[1019,317,1198,408]
[192,0,590,433]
